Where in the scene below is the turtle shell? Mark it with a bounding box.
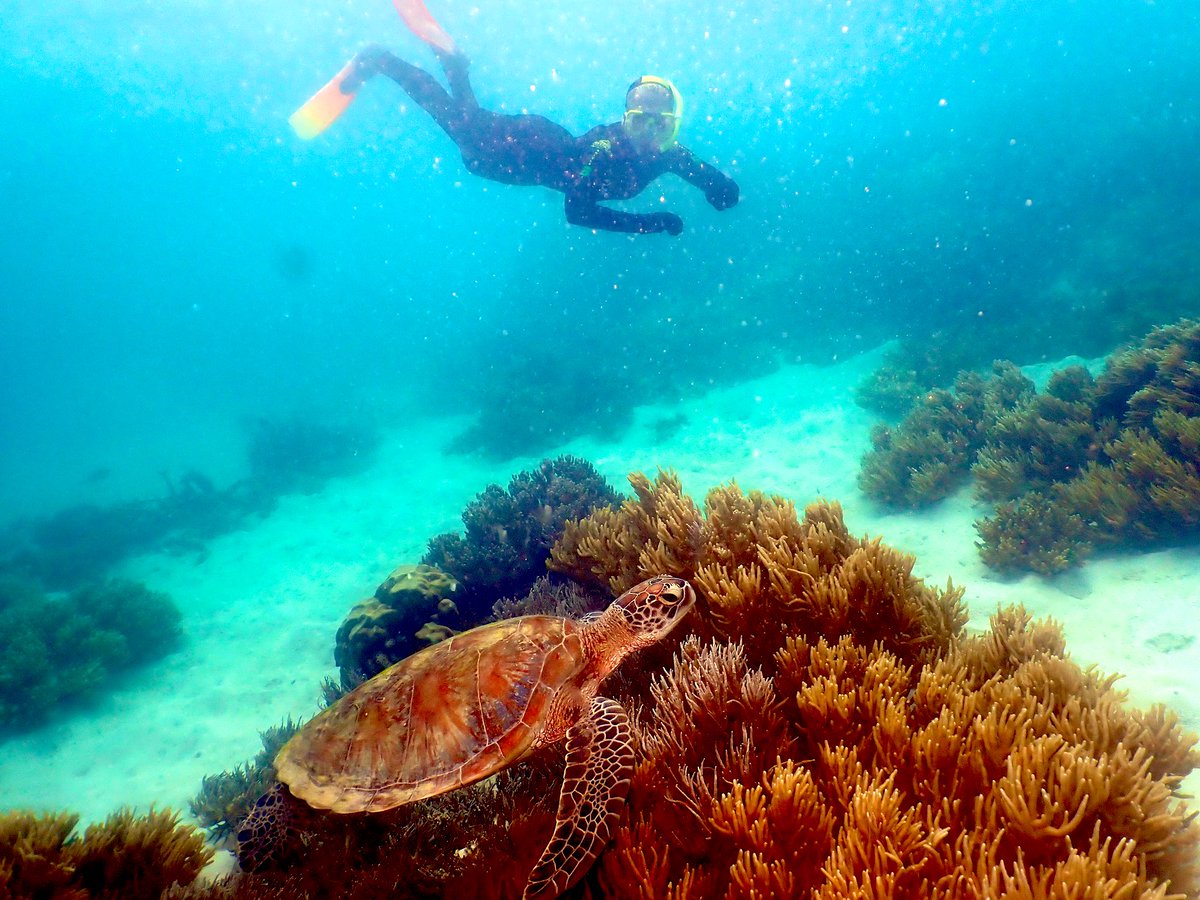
[276,615,586,814]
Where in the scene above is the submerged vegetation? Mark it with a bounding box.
[0,575,181,731]
[0,806,212,898]
[190,720,301,844]
[422,455,621,617]
[164,470,1198,899]
[859,319,1200,574]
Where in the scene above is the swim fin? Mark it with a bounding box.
[392,0,458,55]
[288,60,358,140]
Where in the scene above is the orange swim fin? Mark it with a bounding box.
[288,60,359,140]
[392,0,458,55]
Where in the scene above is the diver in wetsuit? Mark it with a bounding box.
[292,40,739,235]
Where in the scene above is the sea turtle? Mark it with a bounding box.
[272,574,696,898]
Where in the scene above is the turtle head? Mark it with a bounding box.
[612,575,696,646]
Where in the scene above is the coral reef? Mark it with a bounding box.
[333,564,460,689]
[0,576,181,731]
[489,576,605,622]
[860,320,1200,573]
[975,491,1092,576]
[552,474,1200,896]
[971,367,1103,503]
[446,355,639,459]
[191,720,300,844]
[857,362,1034,507]
[191,472,1198,898]
[0,806,212,898]
[422,456,620,619]
[975,320,1200,572]
[853,333,981,418]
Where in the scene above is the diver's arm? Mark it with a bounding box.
[564,195,683,235]
[669,146,740,210]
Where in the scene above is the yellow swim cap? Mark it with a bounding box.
[624,75,683,149]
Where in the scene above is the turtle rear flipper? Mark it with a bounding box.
[523,696,634,899]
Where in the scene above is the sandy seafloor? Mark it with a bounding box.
[1,344,1197,872]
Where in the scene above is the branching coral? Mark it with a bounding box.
[976,320,1200,571]
[857,363,1034,507]
[553,475,1197,897]
[551,470,962,667]
[859,319,1200,574]
[0,807,212,898]
[972,367,1101,503]
[189,473,1197,899]
[853,334,983,419]
[423,456,620,619]
[975,491,1093,575]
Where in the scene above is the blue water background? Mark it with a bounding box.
[2,0,1198,521]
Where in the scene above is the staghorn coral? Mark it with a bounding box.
[0,807,212,899]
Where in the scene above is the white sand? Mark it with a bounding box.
[1,345,1197,845]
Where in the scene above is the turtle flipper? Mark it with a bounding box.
[236,782,305,873]
[523,696,634,899]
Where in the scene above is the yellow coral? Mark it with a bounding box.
[565,472,1200,898]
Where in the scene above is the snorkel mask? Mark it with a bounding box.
[624,75,683,151]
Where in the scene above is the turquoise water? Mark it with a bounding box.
[4,0,1197,518]
[2,2,1200,882]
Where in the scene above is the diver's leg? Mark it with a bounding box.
[342,44,464,133]
[435,49,477,109]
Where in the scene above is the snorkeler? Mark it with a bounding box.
[289,0,739,236]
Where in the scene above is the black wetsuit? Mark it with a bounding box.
[356,48,740,234]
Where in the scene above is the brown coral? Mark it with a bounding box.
[553,473,1198,898]
[0,807,213,899]
[192,472,1198,899]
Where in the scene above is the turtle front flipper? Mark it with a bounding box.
[523,696,634,900]
[237,782,305,873]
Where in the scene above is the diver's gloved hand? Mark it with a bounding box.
[706,181,739,211]
[643,212,684,235]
